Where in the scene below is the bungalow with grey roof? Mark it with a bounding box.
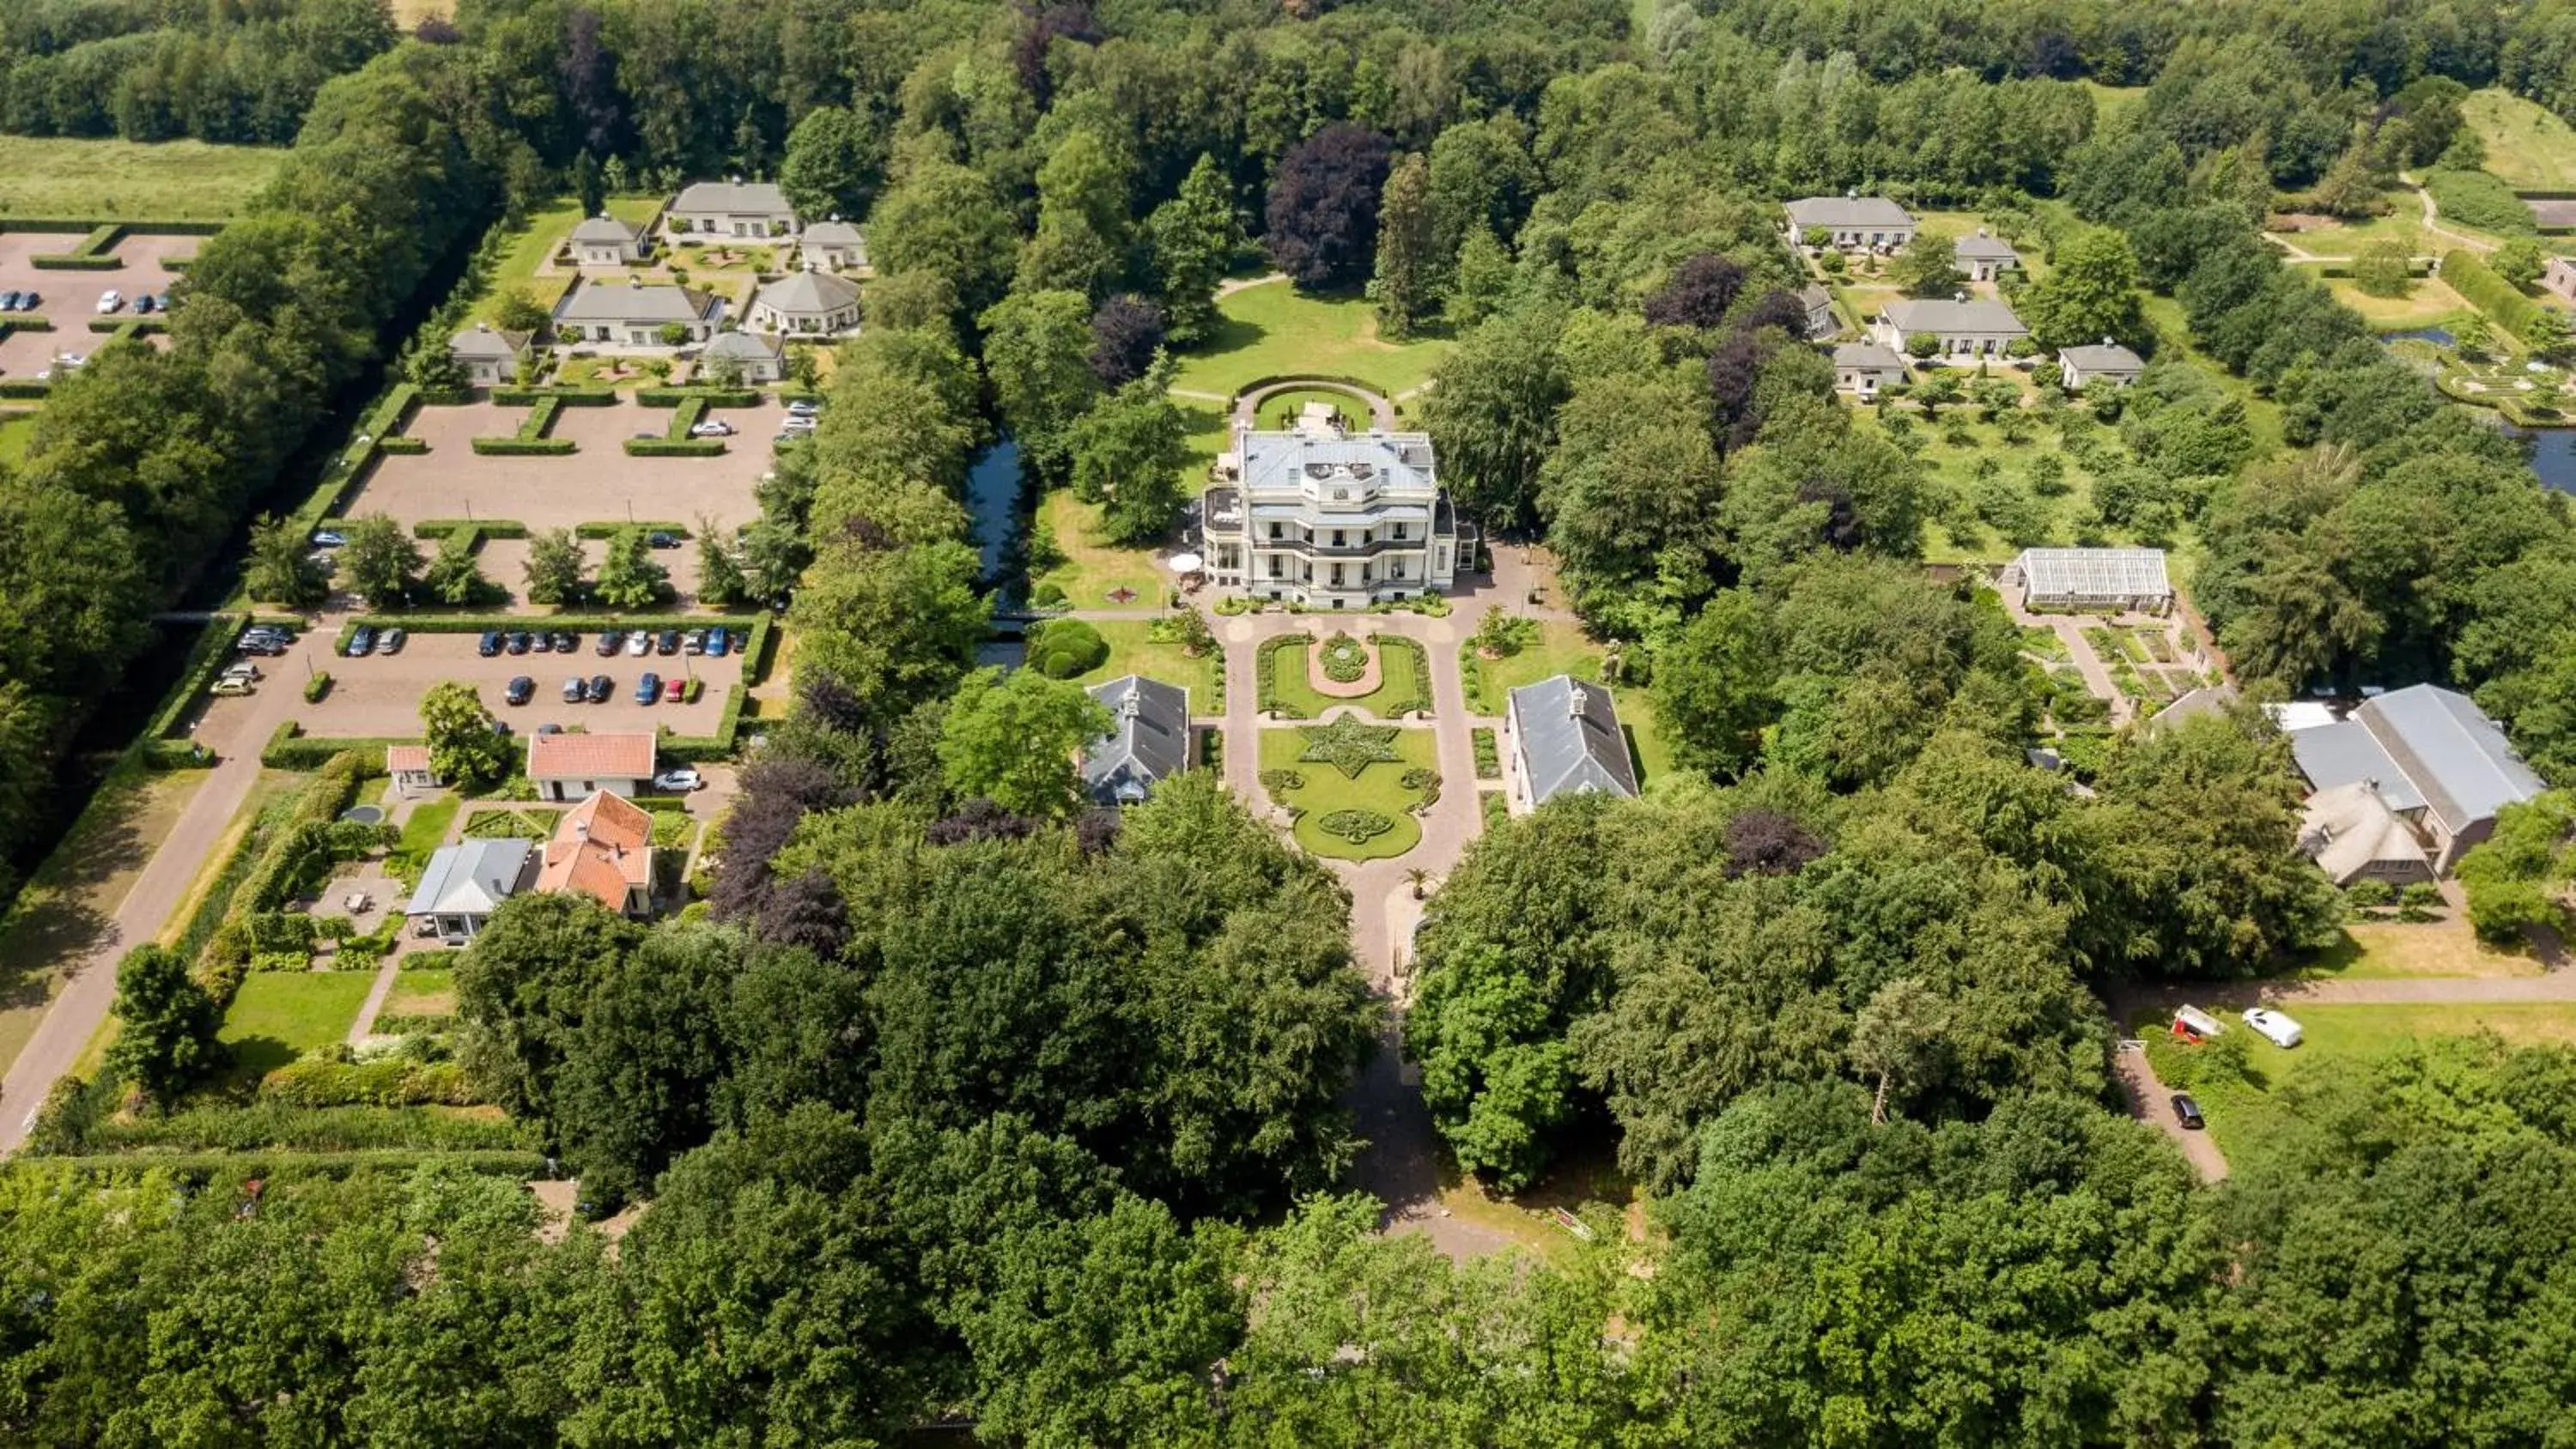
[799,219,869,273]
[1082,675,1192,805]
[1784,195,1917,252]
[668,179,797,239]
[568,213,648,267]
[449,323,533,385]
[2289,683,2546,874]
[699,329,785,385]
[1874,296,2028,361]
[552,277,721,347]
[1799,283,1837,339]
[404,838,535,945]
[1504,675,1639,814]
[748,268,862,336]
[1831,341,1909,397]
[1953,229,2020,282]
[2060,340,2146,390]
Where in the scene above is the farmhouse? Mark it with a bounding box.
[2008,547,2172,614]
[799,219,868,272]
[668,179,796,238]
[447,323,532,386]
[527,731,657,803]
[1873,297,2028,361]
[747,268,862,336]
[1081,674,1193,806]
[1800,283,1837,338]
[700,328,786,385]
[2289,684,2546,874]
[551,278,721,347]
[2060,340,2146,390]
[1954,229,2020,282]
[568,213,648,267]
[404,838,534,946]
[1504,675,1638,814]
[1831,341,1909,397]
[533,790,655,917]
[1783,195,1917,251]
[1200,423,1464,609]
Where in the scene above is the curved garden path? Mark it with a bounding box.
[1232,378,1397,431]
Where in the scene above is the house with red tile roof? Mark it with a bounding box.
[526,731,656,802]
[534,791,655,917]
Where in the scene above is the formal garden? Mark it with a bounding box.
[1258,631,1431,718]
[1256,717,1441,861]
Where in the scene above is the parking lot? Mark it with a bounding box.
[0,231,193,307]
[358,399,788,536]
[194,627,744,743]
[472,533,724,610]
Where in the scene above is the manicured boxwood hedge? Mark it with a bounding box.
[489,385,617,405]
[471,436,577,455]
[2442,249,2543,336]
[636,386,760,407]
[138,611,248,763]
[625,437,726,456]
[0,379,52,398]
[573,521,689,538]
[376,435,428,454]
[411,518,528,539]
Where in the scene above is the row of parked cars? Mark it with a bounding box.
[212,624,303,694]
[501,671,693,707]
[478,627,734,658]
[94,289,166,315]
[0,290,41,312]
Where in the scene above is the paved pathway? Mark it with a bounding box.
[2407,176,2498,255]
[2112,1041,2229,1182]
[0,623,326,1150]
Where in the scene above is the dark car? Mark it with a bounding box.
[504,676,534,706]
[656,628,681,656]
[531,631,553,653]
[585,674,612,704]
[16,290,36,312]
[550,631,578,653]
[683,628,708,655]
[634,671,662,705]
[562,676,586,704]
[536,722,563,736]
[594,632,621,658]
[342,625,376,657]
[478,629,502,658]
[2171,1094,2205,1131]
[506,631,532,655]
[707,626,730,658]
[647,530,681,549]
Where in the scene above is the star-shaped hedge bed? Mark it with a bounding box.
[1297,715,1403,779]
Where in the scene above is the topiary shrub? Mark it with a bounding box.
[1024,618,1109,678]
[1316,809,1394,845]
[1401,767,1441,811]
[1258,768,1306,796]
[1318,632,1370,682]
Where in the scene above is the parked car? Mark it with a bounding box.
[550,630,578,653]
[238,634,288,658]
[593,632,621,658]
[536,722,563,736]
[15,290,36,312]
[0,292,20,312]
[219,662,261,682]
[306,549,337,577]
[656,628,681,655]
[378,627,406,655]
[779,415,817,434]
[634,671,662,704]
[585,674,612,704]
[2171,1094,2206,1131]
[530,632,554,653]
[647,530,681,549]
[504,676,534,706]
[478,629,502,657]
[653,768,703,792]
[506,631,533,654]
[562,676,586,704]
[624,630,651,657]
[682,628,708,655]
[707,626,731,658]
[342,625,376,657]
[689,420,735,437]
[663,676,685,703]
[134,294,156,314]
[94,290,121,314]
[2241,1008,2304,1049]
[210,676,254,696]
[311,530,346,548]
[785,399,821,418]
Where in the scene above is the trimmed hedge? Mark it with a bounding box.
[412,518,528,539]
[471,436,577,455]
[574,521,690,538]
[27,1149,548,1179]
[0,379,52,398]
[489,385,617,405]
[625,437,726,456]
[146,612,247,743]
[2441,249,2544,336]
[261,722,413,771]
[337,609,756,634]
[0,315,56,334]
[261,1058,477,1108]
[29,255,119,271]
[637,386,760,407]
[376,434,428,454]
[659,684,750,761]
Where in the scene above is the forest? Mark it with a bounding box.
[4,0,2576,1442]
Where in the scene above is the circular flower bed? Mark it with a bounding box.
[1316,809,1395,845]
[1318,633,1370,683]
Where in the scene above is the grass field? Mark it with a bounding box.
[2081,82,2148,130]
[2142,998,2576,1176]
[0,411,36,464]
[219,972,376,1081]
[1458,620,1673,785]
[0,136,283,221]
[1169,279,1454,400]
[1068,619,1223,700]
[1029,490,1164,607]
[2138,294,2287,451]
[478,194,667,321]
[0,769,206,1076]
[387,797,460,882]
[1268,633,1430,719]
[2300,919,2544,980]
[2464,88,2576,192]
[2319,273,2476,330]
[383,967,456,1017]
[1257,724,1437,861]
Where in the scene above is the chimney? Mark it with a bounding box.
[1567,684,1588,719]
[2102,336,2114,348]
[1121,692,1142,720]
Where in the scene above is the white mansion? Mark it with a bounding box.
[1200,421,1465,608]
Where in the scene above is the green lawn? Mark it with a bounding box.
[1268,634,1429,718]
[1029,490,1165,608]
[1257,724,1437,861]
[219,972,377,1082]
[2263,210,2433,258]
[478,193,666,321]
[1253,386,1372,431]
[2464,88,2576,192]
[0,136,284,220]
[1168,279,1454,401]
[1069,619,1223,700]
[383,967,457,1017]
[2297,920,2544,980]
[0,411,37,464]
[2318,272,2477,330]
[2142,999,2576,1177]
[388,797,460,882]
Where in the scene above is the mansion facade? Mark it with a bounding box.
[1199,422,1466,608]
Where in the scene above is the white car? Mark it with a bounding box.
[220,662,262,682]
[2241,1008,2303,1049]
[311,530,346,548]
[689,420,735,437]
[210,676,254,696]
[785,399,821,418]
[653,768,703,792]
[624,630,652,657]
[94,291,121,314]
